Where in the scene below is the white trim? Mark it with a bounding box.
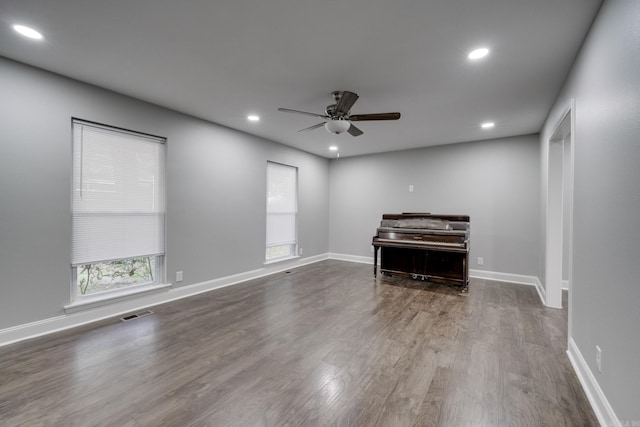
[567,337,620,427]
[545,137,565,308]
[264,255,300,265]
[65,283,172,314]
[0,256,557,347]
[328,253,377,264]
[1,255,609,427]
[469,269,548,306]
[469,269,538,286]
[327,255,547,295]
[545,99,575,310]
[327,255,549,304]
[534,276,547,307]
[0,253,328,348]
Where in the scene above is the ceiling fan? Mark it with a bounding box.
[278,90,400,137]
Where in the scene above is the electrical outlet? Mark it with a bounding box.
[477,257,484,266]
[299,247,303,255]
[596,345,602,372]
[409,184,414,192]
[176,271,183,282]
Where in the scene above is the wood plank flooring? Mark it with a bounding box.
[0,260,598,426]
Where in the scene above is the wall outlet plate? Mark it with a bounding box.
[176,271,183,282]
[477,257,484,266]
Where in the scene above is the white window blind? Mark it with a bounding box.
[72,120,166,266]
[266,162,297,252]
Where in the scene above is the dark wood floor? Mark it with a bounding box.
[0,260,598,426]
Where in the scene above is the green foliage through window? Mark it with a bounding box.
[77,257,155,295]
[265,244,296,261]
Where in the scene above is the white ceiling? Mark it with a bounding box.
[0,0,602,158]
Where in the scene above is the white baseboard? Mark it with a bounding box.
[0,253,329,348]
[533,276,546,306]
[328,253,377,265]
[1,254,611,427]
[469,269,546,306]
[326,257,547,304]
[567,338,620,427]
[0,255,556,348]
[468,269,538,286]
[326,256,545,290]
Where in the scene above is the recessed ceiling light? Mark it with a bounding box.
[247,115,260,122]
[481,122,495,129]
[468,47,489,60]
[13,24,43,40]
[329,146,338,151]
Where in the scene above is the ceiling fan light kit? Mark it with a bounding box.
[325,119,351,134]
[278,90,400,137]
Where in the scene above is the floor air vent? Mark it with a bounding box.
[120,310,154,322]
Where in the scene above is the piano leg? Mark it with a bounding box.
[462,254,469,293]
[462,254,469,292]
[373,245,378,277]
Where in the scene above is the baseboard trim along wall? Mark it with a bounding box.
[328,254,547,304]
[567,337,621,427]
[0,253,609,427]
[468,268,539,286]
[0,253,328,348]
[1,255,546,347]
[328,253,377,265]
[535,277,547,306]
[469,269,547,306]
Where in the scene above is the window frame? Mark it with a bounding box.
[265,161,299,263]
[70,119,167,303]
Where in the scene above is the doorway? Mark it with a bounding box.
[545,101,574,313]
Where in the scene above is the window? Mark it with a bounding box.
[266,162,298,262]
[71,119,166,299]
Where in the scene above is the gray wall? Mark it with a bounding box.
[540,0,639,420]
[329,135,540,276]
[0,57,330,330]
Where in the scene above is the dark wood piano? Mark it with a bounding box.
[372,213,470,291]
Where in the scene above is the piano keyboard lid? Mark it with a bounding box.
[375,238,466,247]
[376,226,468,236]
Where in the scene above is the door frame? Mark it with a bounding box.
[545,99,575,314]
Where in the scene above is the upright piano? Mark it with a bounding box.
[372,213,470,291]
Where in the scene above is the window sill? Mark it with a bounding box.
[264,255,300,266]
[64,283,172,314]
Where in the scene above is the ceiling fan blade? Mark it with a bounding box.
[347,124,364,137]
[349,112,401,121]
[298,122,326,132]
[335,91,359,115]
[278,108,328,119]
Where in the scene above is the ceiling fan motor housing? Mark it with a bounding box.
[325,104,337,117]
